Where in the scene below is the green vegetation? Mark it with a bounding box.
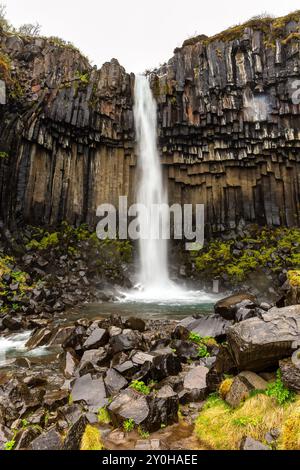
[97,407,111,425]
[123,418,135,433]
[80,425,104,451]
[191,227,300,285]
[266,370,296,405]
[0,151,9,159]
[197,344,210,358]
[4,439,15,451]
[75,71,90,85]
[195,392,300,450]
[188,332,215,359]
[130,380,151,395]
[138,427,150,439]
[288,270,300,287]
[183,11,300,48]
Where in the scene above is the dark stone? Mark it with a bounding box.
[179,366,208,404]
[215,293,257,320]
[279,358,300,392]
[146,385,179,432]
[240,436,270,450]
[71,373,108,412]
[62,326,86,352]
[114,360,140,379]
[83,328,109,350]
[108,388,149,427]
[25,328,52,349]
[62,415,88,450]
[78,348,110,376]
[64,350,79,379]
[124,317,146,332]
[110,330,144,354]
[170,340,199,361]
[228,305,300,371]
[14,427,40,450]
[30,428,62,450]
[2,316,22,331]
[206,345,237,391]
[104,368,128,396]
[43,390,69,410]
[184,315,233,340]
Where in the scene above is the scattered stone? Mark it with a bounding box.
[110,330,144,354]
[225,372,267,407]
[43,390,69,410]
[135,439,168,450]
[108,388,149,427]
[124,317,146,332]
[2,316,22,331]
[64,350,79,379]
[240,436,270,450]
[25,328,52,350]
[179,366,208,404]
[14,427,40,450]
[83,328,109,350]
[215,293,256,320]
[62,415,88,450]
[30,428,62,450]
[279,358,300,392]
[104,368,128,396]
[147,385,179,432]
[71,374,108,412]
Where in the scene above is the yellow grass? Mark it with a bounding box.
[195,394,300,450]
[80,425,104,451]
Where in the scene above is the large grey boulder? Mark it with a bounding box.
[279,357,300,392]
[215,293,256,320]
[71,373,108,412]
[174,315,232,340]
[227,305,300,371]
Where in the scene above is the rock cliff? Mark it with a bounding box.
[1,12,300,233]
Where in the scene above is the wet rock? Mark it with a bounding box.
[228,305,300,371]
[78,348,110,376]
[2,316,22,331]
[175,315,232,340]
[108,388,149,427]
[139,351,182,382]
[124,317,146,332]
[48,326,75,346]
[108,326,123,337]
[215,293,257,320]
[62,326,86,353]
[170,340,199,361]
[25,327,52,349]
[110,330,144,354]
[30,428,62,450]
[206,345,237,391]
[104,368,128,396]
[114,360,140,379]
[179,366,208,404]
[279,358,300,392]
[131,351,155,365]
[64,350,79,379]
[14,427,41,450]
[83,328,109,350]
[0,425,14,450]
[43,390,69,410]
[71,373,108,412]
[62,415,88,450]
[147,385,179,432]
[27,409,45,426]
[235,306,256,322]
[23,375,47,388]
[240,436,270,450]
[225,372,268,408]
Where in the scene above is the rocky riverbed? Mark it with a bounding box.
[0,289,299,451]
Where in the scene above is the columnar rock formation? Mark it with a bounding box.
[1,12,300,233]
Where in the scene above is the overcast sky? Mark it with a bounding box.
[4,0,300,73]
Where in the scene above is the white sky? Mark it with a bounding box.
[3,0,300,73]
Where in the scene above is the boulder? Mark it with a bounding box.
[14,427,40,450]
[146,385,179,432]
[227,305,300,371]
[110,330,144,354]
[63,350,79,379]
[25,327,52,349]
[71,374,108,412]
[177,315,233,340]
[124,317,146,332]
[108,388,149,427]
[62,415,88,450]
[114,360,140,379]
[170,340,199,361]
[104,368,128,396]
[78,348,110,376]
[179,366,208,404]
[206,345,237,391]
[225,372,268,408]
[279,358,300,392]
[43,390,69,410]
[240,436,270,450]
[215,293,256,320]
[2,315,22,331]
[83,328,109,350]
[30,428,62,450]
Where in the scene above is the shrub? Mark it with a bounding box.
[123,419,135,433]
[266,370,296,405]
[97,407,111,425]
[130,380,150,395]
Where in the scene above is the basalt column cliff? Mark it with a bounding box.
[1,12,300,232]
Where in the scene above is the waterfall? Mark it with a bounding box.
[134,75,170,292]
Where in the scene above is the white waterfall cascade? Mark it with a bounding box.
[122,75,216,304]
[134,74,170,292]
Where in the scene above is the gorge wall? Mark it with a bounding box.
[0,12,300,233]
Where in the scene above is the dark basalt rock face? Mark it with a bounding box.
[1,13,300,233]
